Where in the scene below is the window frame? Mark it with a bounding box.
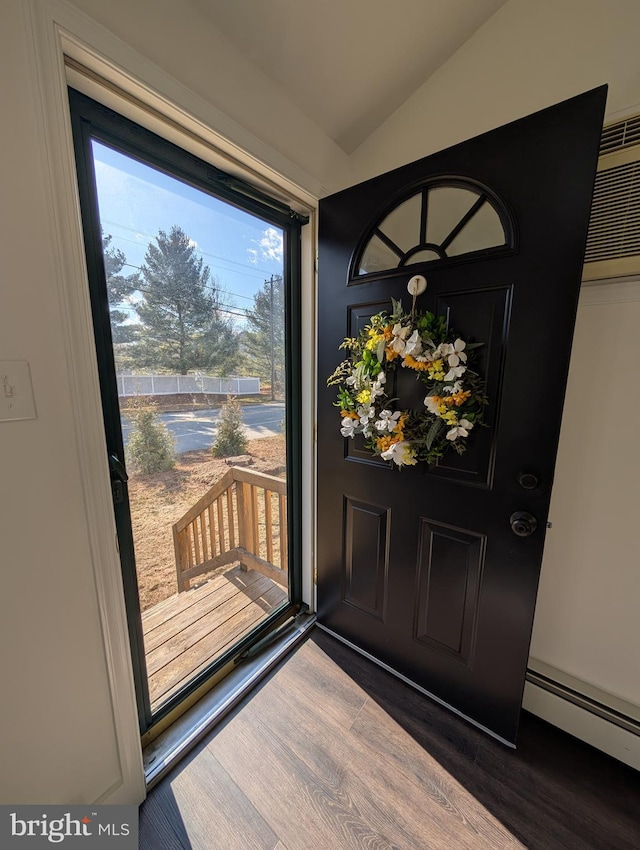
[68,87,306,734]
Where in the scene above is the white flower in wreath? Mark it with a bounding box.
[357,404,376,437]
[340,417,359,437]
[444,364,467,382]
[391,322,412,354]
[357,404,375,423]
[403,329,423,358]
[381,440,417,466]
[446,419,474,441]
[374,409,401,432]
[424,395,441,415]
[371,371,387,400]
[443,380,463,395]
[442,339,468,367]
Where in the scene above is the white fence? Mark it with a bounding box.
[116,374,260,397]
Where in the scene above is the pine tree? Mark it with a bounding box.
[242,275,285,401]
[125,398,176,474]
[212,396,248,457]
[102,233,136,344]
[132,225,238,374]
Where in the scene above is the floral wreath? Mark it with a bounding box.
[327,297,486,467]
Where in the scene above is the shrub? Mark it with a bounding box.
[212,396,248,457]
[126,399,176,474]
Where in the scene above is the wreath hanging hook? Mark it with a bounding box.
[407,274,427,318]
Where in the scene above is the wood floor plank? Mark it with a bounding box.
[154,746,279,850]
[212,707,405,850]
[471,718,640,850]
[256,636,369,730]
[138,788,188,850]
[347,698,524,848]
[309,632,640,849]
[312,629,481,766]
[210,659,509,850]
[223,681,521,850]
[142,567,287,711]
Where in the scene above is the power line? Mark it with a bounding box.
[114,277,258,321]
[120,262,254,311]
[132,286,249,320]
[101,218,280,282]
[111,232,269,284]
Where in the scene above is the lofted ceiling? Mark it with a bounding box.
[191,0,508,153]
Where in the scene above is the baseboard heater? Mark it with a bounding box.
[524,661,640,771]
[526,668,640,737]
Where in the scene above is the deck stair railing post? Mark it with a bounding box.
[172,466,287,593]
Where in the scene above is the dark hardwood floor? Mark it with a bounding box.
[140,629,640,849]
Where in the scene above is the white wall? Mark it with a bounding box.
[353,0,640,181]
[351,0,640,717]
[0,0,136,804]
[531,282,640,707]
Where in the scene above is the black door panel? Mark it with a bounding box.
[317,87,607,744]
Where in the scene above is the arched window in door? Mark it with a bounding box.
[352,179,514,280]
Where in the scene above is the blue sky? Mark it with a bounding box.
[91,140,284,325]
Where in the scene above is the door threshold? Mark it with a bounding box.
[143,612,316,789]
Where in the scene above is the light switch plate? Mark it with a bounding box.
[0,360,37,422]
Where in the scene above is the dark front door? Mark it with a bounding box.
[317,87,606,745]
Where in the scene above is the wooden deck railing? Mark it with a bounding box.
[172,466,287,592]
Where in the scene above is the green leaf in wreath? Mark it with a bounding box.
[391,298,404,319]
[426,417,444,450]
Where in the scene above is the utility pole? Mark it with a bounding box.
[269,275,276,401]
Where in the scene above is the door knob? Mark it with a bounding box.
[510,511,537,537]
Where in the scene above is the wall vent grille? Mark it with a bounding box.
[583,112,640,280]
[599,115,640,155]
[584,160,640,262]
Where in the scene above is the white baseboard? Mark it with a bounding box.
[523,680,640,771]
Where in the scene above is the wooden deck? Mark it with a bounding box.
[141,565,288,711]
